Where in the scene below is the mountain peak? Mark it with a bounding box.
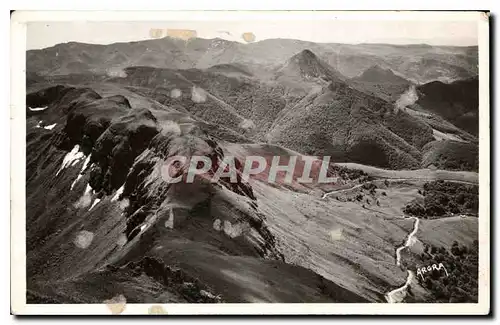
[298,49,316,57]
[277,49,343,83]
[355,65,408,84]
[290,49,321,65]
[365,65,388,73]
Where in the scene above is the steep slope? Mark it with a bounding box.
[274,49,345,91]
[107,66,257,137]
[351,65,411,102]
[222,143,478,303]
[206,63,253,77]
[267,71,434,170]
[26,83,369,303]
[422,140,479,171]
[26,38,198,75]
[413,77,479,136]
[105,65,299,141]
[24,35,482,305]
[397,57,474,84]
[354,65,408,84]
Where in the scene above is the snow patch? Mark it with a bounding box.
[111,185,124,202]
[34,121,57,130]
[70,176,82,191]
[29,106,48,112]
[57,145,84,176]
[43,123,57,130]
[74,230,94,249]
[89,198,101,211]
[74,184,93,209]
[70,155,91,190]
[164,219,173,229]
[139,214,158,235]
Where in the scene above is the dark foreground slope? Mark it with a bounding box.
[26,84,368,303]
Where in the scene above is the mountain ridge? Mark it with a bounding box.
[353,65,409,84]
[27,37,478,84]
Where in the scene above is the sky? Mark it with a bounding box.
[26,19,479,50]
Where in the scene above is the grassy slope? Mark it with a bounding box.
[266,83,428,170]
[350,65,411,103]
[250,176,431,302]
[336,162,478,184]
[415,77,479,136]
[417,216,478,248]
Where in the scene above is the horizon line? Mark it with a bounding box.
[26,36,479,51]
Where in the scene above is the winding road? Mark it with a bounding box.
[322,178,476,200]
[321,183,366,199]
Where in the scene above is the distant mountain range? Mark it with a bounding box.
[353,65,409,84]
[26,38,479,171]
